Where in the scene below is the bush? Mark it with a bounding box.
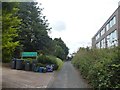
[46,55,63,70]
[36,63,46,67]
[37,55,63,70]
[56,58,64,70]
[22,58,36,63]
[37,55,56,64]
[72,47,120,88]
[46,55,58,70]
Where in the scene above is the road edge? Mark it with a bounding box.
[46,70,59,88]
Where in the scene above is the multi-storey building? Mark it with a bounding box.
[92,2,120,48]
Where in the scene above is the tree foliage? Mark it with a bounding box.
[2,2,21,62]
[17,2,50,52]
[13,2,53,58]
[2,2,69,62]
[53,38,69,60]
[15,2,69,60]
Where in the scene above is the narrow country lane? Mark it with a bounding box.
[49,61,91,88]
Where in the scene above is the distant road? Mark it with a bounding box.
[48,61,91,88]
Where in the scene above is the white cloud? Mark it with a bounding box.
[52,20,66,31]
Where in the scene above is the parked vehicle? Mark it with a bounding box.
[46,65,53,72]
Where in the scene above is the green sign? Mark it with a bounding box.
[22,52,37,57]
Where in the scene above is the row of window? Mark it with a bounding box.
[96,30,118,48]
[95,16,116,40]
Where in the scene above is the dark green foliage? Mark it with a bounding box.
[36,63,46,67]
[72,47,120,88]
[17,2,51,52]
[22,58,35,64]
[37,55,57,65]
[53,38,69,60]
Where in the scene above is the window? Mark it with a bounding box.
[106,16,116,31]
[112,30,118,46]
[96,42,100,48]
[113,16,116,25]
[106,23,110,31]
[106,30,118,47]
[107,35,110,47]
[96,33,100,40]
[110,19,113,28]
[101,38,106,48]
[110,16,116,28]
[100,28,105,36]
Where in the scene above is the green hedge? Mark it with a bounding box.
[72,47,120,88]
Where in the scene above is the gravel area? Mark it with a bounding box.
[2,63,54,89]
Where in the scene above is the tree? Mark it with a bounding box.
[16,2,51,52]
[9,2,69,59]
[53,38,69,60]
[2,2,21,62]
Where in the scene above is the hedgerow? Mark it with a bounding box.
[72,47,120,88]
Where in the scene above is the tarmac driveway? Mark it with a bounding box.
[49,61,91,88]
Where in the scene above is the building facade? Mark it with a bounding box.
[92,4,120,48]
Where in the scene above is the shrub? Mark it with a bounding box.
[22,58,35,63]
[37,55,56,64]
[56,58,64,70]
[37,55,63,70]
[72,47,120,88]
[36,63,46,67]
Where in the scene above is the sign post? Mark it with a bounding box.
[21,52,37,59]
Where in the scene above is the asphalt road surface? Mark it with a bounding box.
[49,61,91,88]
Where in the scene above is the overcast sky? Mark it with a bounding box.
[35,0,120,54]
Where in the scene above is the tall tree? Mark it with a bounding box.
[2,2,21,62]
[16,2,51,53]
